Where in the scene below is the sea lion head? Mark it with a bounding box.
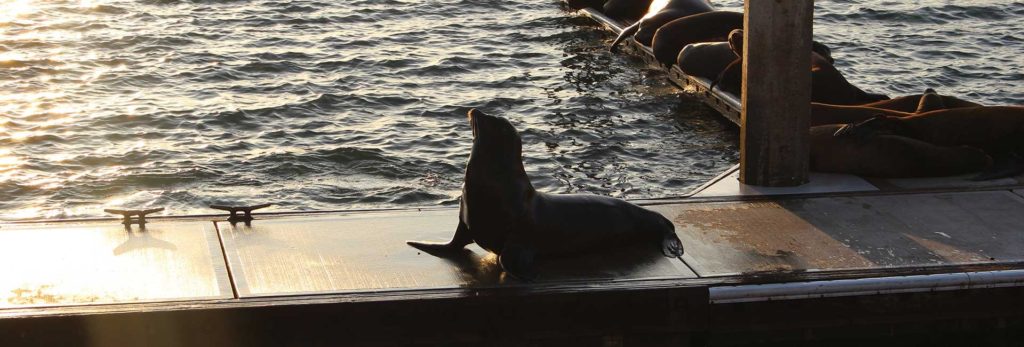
[811,41,835,65]
[467,109,525,171]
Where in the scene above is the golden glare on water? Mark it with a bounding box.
[0,0,35,23]
[642,0,670,19]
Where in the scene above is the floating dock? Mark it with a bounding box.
[3,7,1024,347]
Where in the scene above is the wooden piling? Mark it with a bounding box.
[739,0,813,186]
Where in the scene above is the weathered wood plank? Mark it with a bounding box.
[0,221,232,308]
[740,0,813,186]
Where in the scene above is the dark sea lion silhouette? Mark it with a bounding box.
[834,106,1024,179]
[407,109,684,280]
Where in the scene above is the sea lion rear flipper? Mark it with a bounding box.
[662,234,684,257]
[914,88,946,113]
[499,243,538,282]
[971,153,1024,181]
[407,220,474,256]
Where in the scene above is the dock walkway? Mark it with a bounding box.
[1,7,1024,347]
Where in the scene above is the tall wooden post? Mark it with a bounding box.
[739,0,813,186]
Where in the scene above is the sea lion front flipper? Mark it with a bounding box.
[610,21,641,52]
[971,152,1024,181]
[407,220,474,256]
[498,243,538,282]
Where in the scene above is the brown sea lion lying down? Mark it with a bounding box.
[833,106,1024,179]
[700,30,888,105]
[650,11,744,66]
[811,124,991,178]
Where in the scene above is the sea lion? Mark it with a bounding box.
[810,124,991,177]
[859,91,983,112]
[810,103,910,126]
[705,30,888,105]
[834,106,1024,179]
[565,0,608,10]
[650,11,743,66]
[810,89,986,126]
[407,109,684,280]
[834,106,1024,153]
[609,0,715,51]
[603,0,655,21]
[676,42,737,82]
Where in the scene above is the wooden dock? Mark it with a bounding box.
[2,6,1024,347]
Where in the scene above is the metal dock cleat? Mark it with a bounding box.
[209,203,272,224]
[104,207,165,229]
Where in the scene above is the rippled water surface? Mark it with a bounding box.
[0,0,1020,220]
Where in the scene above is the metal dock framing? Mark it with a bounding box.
[3,8,1024,347]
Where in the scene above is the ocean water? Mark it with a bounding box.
[0,0,1020,220]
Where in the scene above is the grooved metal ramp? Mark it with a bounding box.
[0,221,232,309]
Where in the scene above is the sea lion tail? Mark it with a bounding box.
[657,216,684,257]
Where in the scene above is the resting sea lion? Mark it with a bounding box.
[859,91,983,112]
[811,124,991,177]
[706,30,888,105]
[407,109,684,280]
[650,11,743,66]
[610,0,715,51]
[565,0,608,10]
[603,0,654,21]
[810,103,910,126]
[834,106,1024,154]
[677,42,737,82]
[834,106,1024,179]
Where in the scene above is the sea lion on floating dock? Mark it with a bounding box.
[651,11,743,66]
[810,124,991,178]
[603,0,654,21]
[834,106,1024,179]
[810,89,985,126]
[834,106,1024,154]
[609,0,715,51]
[703,30,887,105]
[858,90,983,113]
[810,103,910,126]
[407,109,684,280]
[565,0,608,10]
